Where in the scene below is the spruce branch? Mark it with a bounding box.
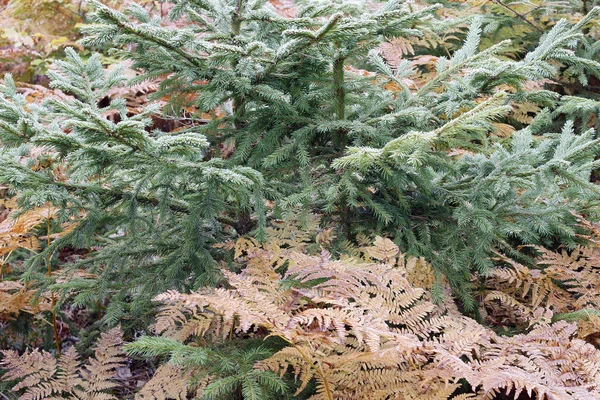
[255,12,343,82]
[415,40,512,97]
[3,162,243,231]
[86,1,206,69]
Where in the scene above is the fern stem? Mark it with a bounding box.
[0,250,13,280]
[287,340,334,400]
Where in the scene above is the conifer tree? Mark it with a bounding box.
[2,0,600,324]
[79,0,600,303]
[4,2,600,399]
[0,48,265,325]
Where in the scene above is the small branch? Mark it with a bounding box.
[8,163,246,232]
[232,0,244,36]
[416,40,511,97]
[489,0,542,32]
[46,206,61,357]
[97,4,205,69]
[256,13,343,83]
[54,2,85,23]
[52,181,242,231]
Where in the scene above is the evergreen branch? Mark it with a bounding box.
[415,40,512,97]
[255,13,343,82]
[434,92,511,137]
[88,1,205,69]
[3,162,242,230]
[55,181,240,228]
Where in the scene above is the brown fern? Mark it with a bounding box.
[146,233,600,399]
[134,364,191,400]
[0,281,52,321]
[483,238,600,343]
[1,326,126,400]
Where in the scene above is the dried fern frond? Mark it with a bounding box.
[135,364,190,400]
[147,237,488,399]
[483,239,600,341]
[510,102,542,124]
[144,234,600,399]
[461,321,600,399]
[264,211,322,251]
[149,237,460,398]
[0,281,52,321]
[1,326,126,400]
[378,37,415,68]
[0,205,58,257]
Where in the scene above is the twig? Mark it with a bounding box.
[46,206,61,357]
[489,0,543,32]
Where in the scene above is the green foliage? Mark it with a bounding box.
[0,47,265,328]
[2,2,600,387]
[64,0,600,306]
[127,338,288,399]
[333,117,600,306]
